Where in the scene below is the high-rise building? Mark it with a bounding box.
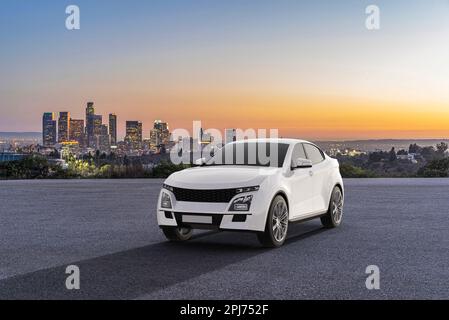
[85,102,95,147]
[153,120,168,132]
[86,102,95,117]
[92,115,103,136]
[42,112,57,147]
[149,129,160,152]
[91,121,108,151]
[69,119,85,147]
[97,124,110,152]
[225,128,237,145]
[109,114,117,146]
[125,121,142,150]
[58,112,70,143]
[149,120,171,153]
[154,120,170,145]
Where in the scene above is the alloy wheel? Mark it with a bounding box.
[272,200,289,242]
[332,189,344,224]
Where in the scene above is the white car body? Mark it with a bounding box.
[157,139,343,242]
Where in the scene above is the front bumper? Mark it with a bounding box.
[156,190,267,232]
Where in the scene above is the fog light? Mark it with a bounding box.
[230,195,253,211]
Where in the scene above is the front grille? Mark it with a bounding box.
[172,187,237,203]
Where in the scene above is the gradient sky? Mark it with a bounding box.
[1,0,449,140]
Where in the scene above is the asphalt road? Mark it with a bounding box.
[0,178,448,299]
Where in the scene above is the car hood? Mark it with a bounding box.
[165,166,280,189]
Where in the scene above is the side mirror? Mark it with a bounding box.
[195,157,207,166]
[291,157,312,169]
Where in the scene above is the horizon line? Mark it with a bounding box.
[1,131,449,143]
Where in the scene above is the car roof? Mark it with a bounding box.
[230,138,313,145]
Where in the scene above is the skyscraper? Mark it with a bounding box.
[125,121,143,150]
[150,129,160,147]
[153,120,171,145]
[86,102,95,118]
[92,124,110,152]
[85,102,95,147]
[109,114,117,146]
[58,112,70,143]
[99,124,110,152]
[153,120,168,132]
[69,119,85,146]
[42,112,57,147]
[92,115,103,136]
[90,114,103,150]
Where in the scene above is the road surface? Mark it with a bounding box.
[0,178,448,299]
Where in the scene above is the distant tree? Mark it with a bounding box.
[107,152,116,161]
[389,147,397,162]
[151,160,190,178]
[421,146,436,161]
[123,155,130,166]
[369,151,387,163]
[397,149,408,155]
[417,158,449,177]
[435,142,448,159]
[339,163,375,178]
[49,150,60,159]
[408,143,422,154]
[0,155,52,179]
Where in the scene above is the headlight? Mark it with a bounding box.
[230,195,253,211]
[161,192,172,209]
[163,184,174,192]
[236,186,259,194]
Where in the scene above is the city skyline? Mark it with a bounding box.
[38,101,179,157]
[2,1,449,139]
[42,103,167,142]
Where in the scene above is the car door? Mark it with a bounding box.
[288,143,316,219]
[303,143,328,213]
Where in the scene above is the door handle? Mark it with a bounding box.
[309,170,314,177]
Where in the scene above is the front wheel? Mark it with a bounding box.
[161,226,193,242]
[321,186,344,228]
[257,195,289,248]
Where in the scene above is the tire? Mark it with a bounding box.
[257,195,289,248]
[161,226,193,242]
[321,186,344,228]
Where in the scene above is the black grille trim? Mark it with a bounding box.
[172,187,237,203]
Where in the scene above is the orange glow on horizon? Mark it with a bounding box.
[96,93,449,141]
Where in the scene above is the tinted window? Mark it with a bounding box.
[304,144,325,165]
[291,143,307,161]
[207,142,289,168]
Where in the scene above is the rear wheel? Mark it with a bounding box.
[321,186,344,228]
[161,226,193,241]
[257,195,289,248]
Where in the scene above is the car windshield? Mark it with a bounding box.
[206,142,289,168]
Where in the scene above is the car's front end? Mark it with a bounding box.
[156,166,279,233]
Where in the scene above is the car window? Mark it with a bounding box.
[207,142,290,168]
[291,143,306,161]
[303,144,325,165]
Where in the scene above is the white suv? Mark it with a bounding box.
[157,139,344,247]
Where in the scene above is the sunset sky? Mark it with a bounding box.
[1,0,449,140]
